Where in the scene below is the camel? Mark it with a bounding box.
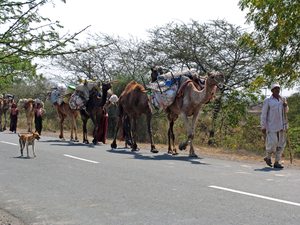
[163,71,224,157]
[18,98,36,132]
[0,94,14,131]
[111,80,158,153]
[46,92,80,142]
[80,81,114,145]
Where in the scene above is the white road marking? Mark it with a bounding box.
[63,154,99,164]
[1,141,18,146]
[209,185,300,207]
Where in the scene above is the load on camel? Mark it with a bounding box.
[0,94,14,131]
[111,79,159,153]
[77,79,118,145]
[18,98,44,133]
[149,67,224,157]
[46,83,80,142]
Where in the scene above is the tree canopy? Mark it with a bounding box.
[238,0,300,88]
[0,0,93,89]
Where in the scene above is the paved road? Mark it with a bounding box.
[0,131,299,225]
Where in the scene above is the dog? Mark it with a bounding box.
[18,131,41,157]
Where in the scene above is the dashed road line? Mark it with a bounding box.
[1,141,18,146]
[209,185,300,207]
[63,154,99,164]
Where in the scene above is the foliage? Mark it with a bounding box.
[238,0,300,87]
[0,0,94,89]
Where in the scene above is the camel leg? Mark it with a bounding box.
[168,120,178,155]
[111,115,121,149]
[130,116,140,152]
[80,111,89,144]
[188,112,201,157]
[146,113,158,153]
[3,111,7,131]
[58,113,66,141]
[89,113,99,145]
[27,117,31,132]
[72,116,79,142]
[178,113,192,152]
[0,115,2,131]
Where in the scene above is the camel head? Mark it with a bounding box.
[206,71,225,87]
[101,82,112,92]
[150,67,164,82]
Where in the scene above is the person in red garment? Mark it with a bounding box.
[92,108,109,144]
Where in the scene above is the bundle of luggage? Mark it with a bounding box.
[50,80,118,110]
[18,98,44,109]
[146,70,197,110]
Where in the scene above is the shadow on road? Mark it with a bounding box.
[44,139,100,148]
[108,148,210,165]
[254,167,284,172]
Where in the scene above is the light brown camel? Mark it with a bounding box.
[111,80,158,153]
[18,99,36,132]
[46,92,80,141]
[164,71,224,157]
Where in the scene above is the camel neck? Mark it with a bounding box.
[196,83,216,104]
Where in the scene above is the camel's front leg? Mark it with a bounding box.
[71,116,79,142]
[188,112,201,157]
[27,117,31,133]
[146,113,158,153]
[90,113,99,145]
[178,113,192,151]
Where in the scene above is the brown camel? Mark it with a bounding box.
[46,92,80,142]
[80,81,114,145]
[164,71,224,157]
[18,98,36,132]
[0,94,14,131]
[111,80,158,153]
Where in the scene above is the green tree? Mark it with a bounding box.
[238,0,300,87]
[0,0,93,89]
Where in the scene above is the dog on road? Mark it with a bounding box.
[18,131,41,157]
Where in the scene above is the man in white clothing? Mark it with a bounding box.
[261,82,288,168]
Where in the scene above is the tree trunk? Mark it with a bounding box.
[208,96,222,145]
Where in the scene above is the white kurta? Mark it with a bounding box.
[261,95,289,162]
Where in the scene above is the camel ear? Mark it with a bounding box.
[109,80,119,85]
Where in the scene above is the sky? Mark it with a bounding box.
[38,0,298,97]
[40,0,252,40]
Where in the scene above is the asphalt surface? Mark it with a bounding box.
[0,131,300,225]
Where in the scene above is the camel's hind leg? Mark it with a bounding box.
[130,115,140,152]
[111,116,121,149]
[111,103,123,149]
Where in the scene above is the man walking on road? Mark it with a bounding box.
[261,82,288,168]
